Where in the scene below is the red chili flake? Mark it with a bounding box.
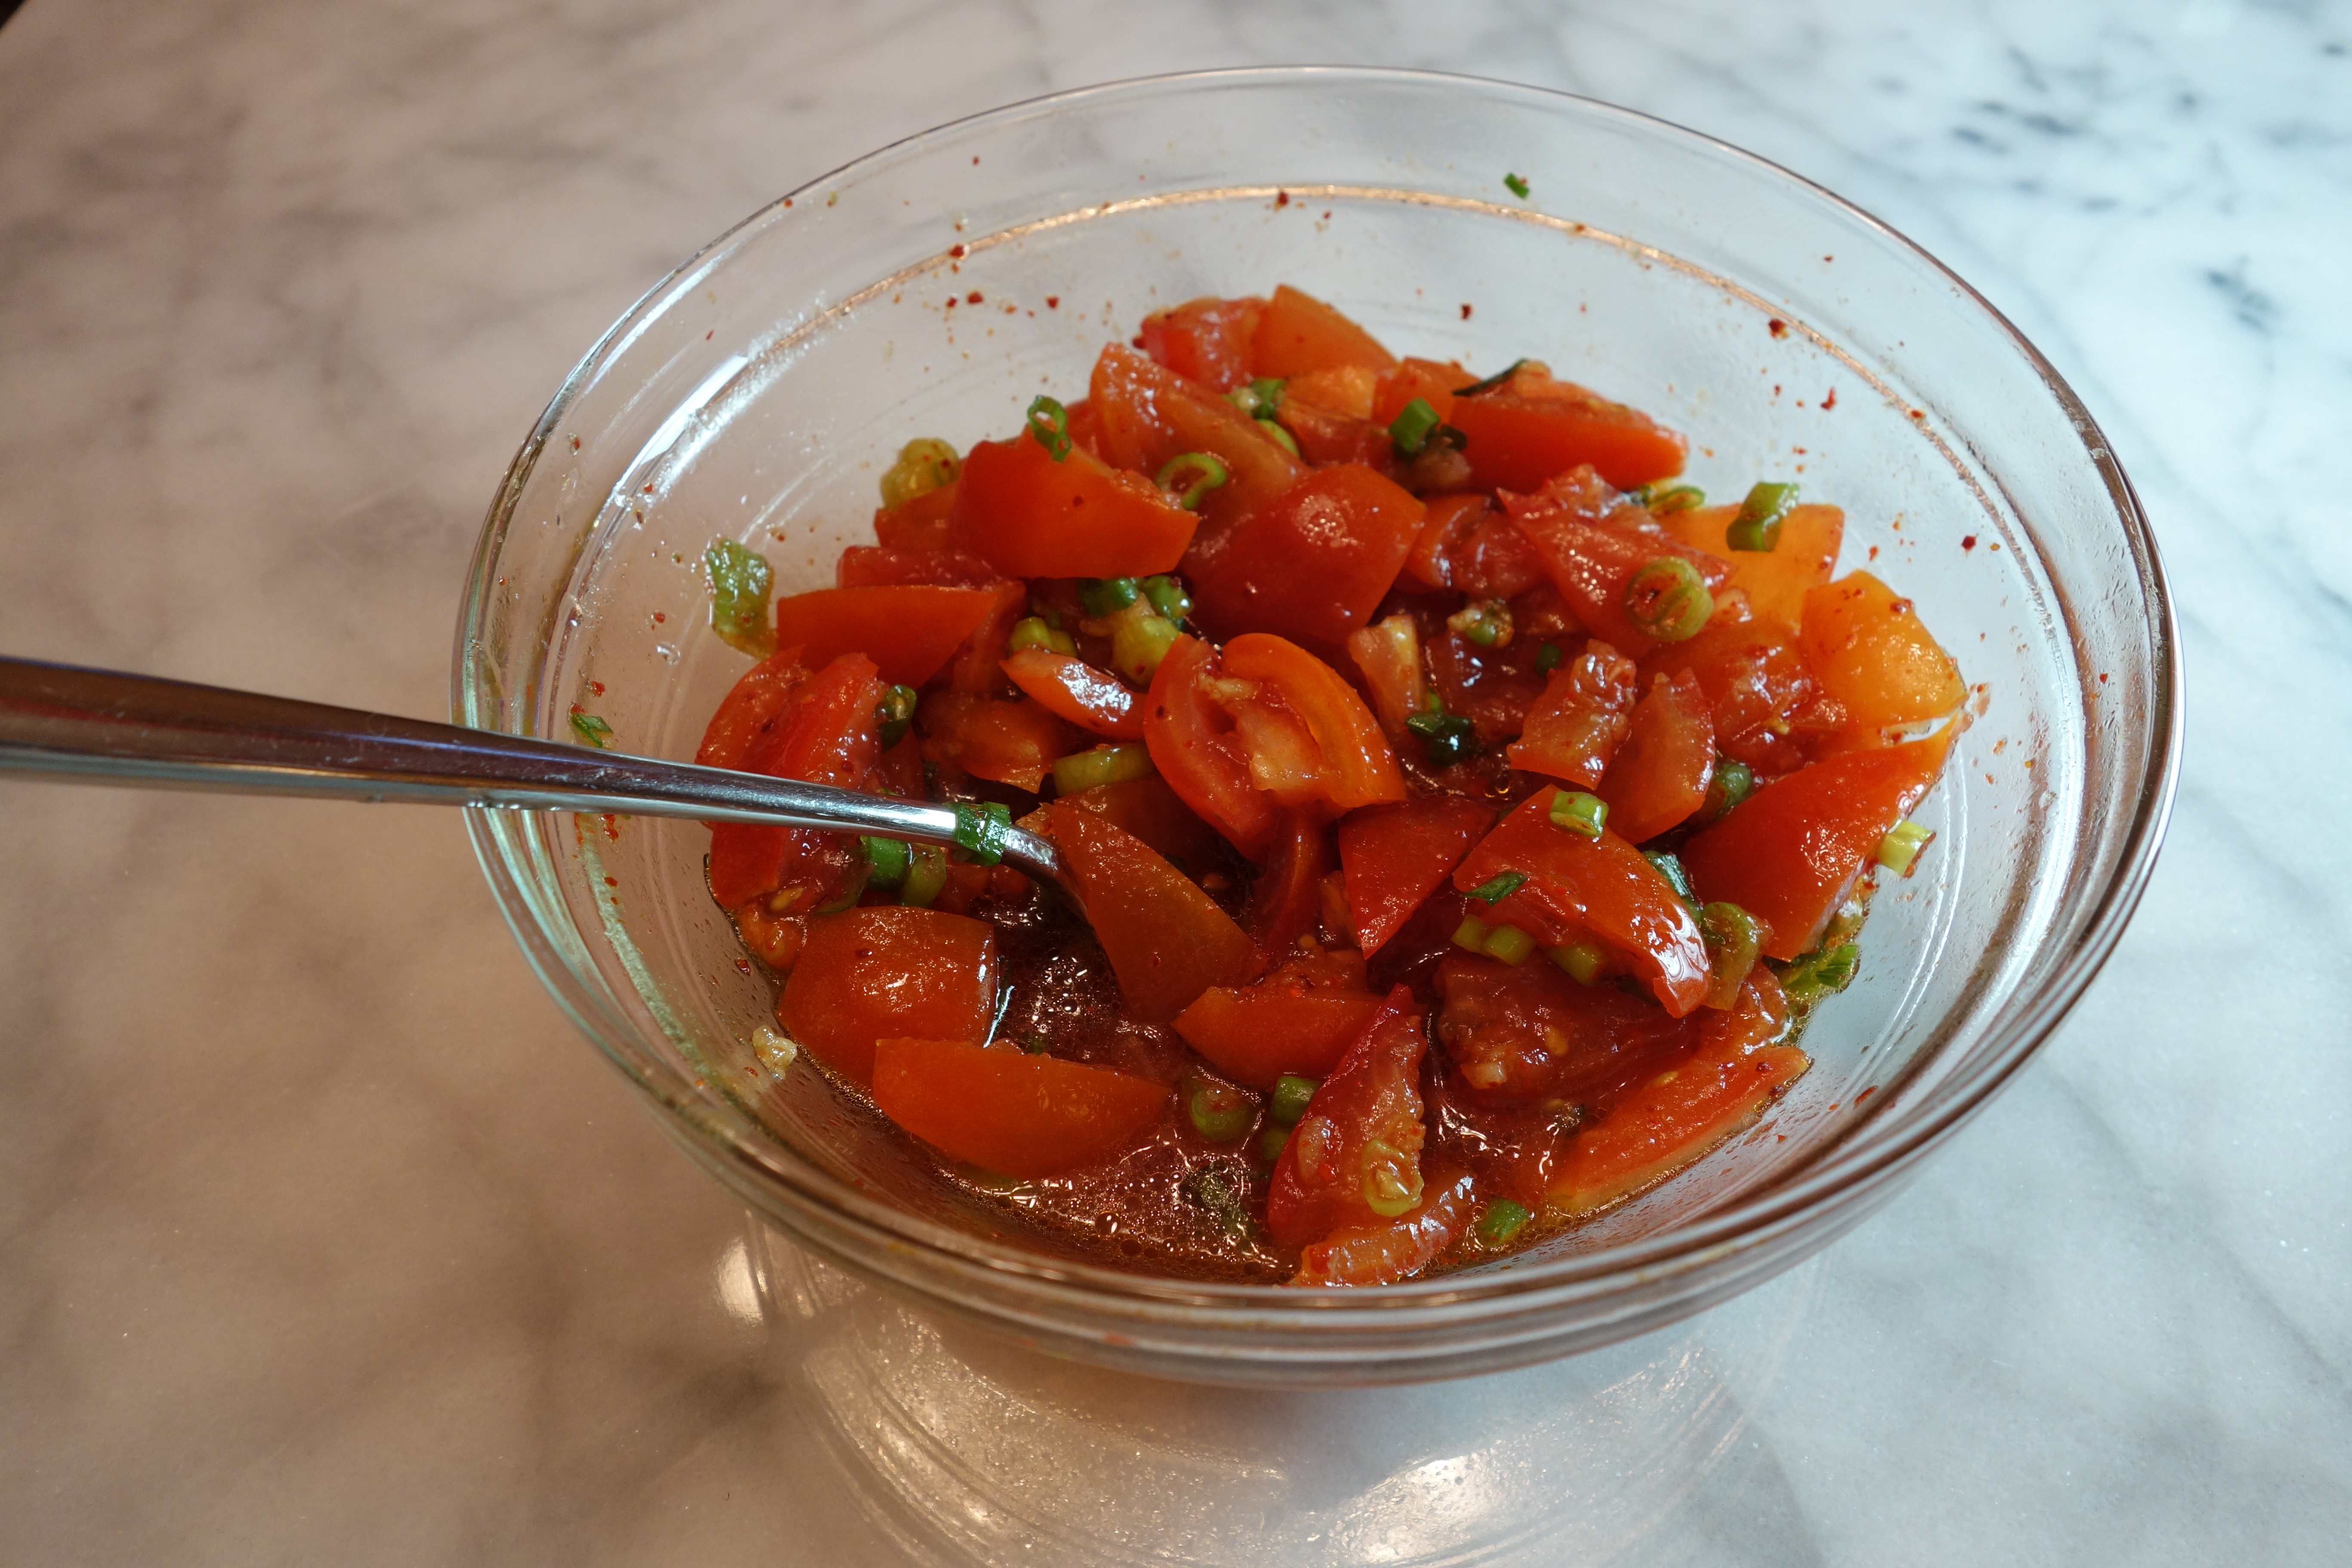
[588,680,606,695]
[568,434,580,452]
[604,876,618,887]
[949,243,966,259]
[1321,210,1332,220]
[783,197,793,208]
[1823,254,1834,263]
[1961,535,1978,551]
[1767,318,1788,338]
[1130,334,1146,348]
[1868,545,1879,560]
[1045,295,1060,309]
[704,330,714,340]
[945,297,957,309]
[1822,387,1837,410]
[1856,1086,1876,1102]
[1908,407,1925,421]
[1276,190,1290,207]
[971,156,980,166]
[966,290,983,305]
[2099,672,2110,683]
[653,611,667,624]
[735,959,754,977]
[1773,384,1782,396]
[643,483,655,494]
[1460,303,1473,320]
[1828,1102,1841,1112]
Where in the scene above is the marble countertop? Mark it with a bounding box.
[3,0,2346,1561]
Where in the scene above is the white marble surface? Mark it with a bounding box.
[2,0,2346,1560]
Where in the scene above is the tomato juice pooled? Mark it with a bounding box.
[690,285,1966,1287]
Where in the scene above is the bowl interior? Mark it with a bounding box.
[457,70,2171,1353]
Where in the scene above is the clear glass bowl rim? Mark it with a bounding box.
[453,65,2183,1321]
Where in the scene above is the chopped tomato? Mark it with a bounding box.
[1680,729,1955,959]
[707,652,885,910]
[1142,634,1280,857]
[1344,614,1427,742]
[1403,492,1489,591]
[1001,647,1144,739]
[872,1038,1170,1179]
[1798,571,1966,738]
[1507,640,1640,786]
[774,907,998,1087]
[1020,772,1221,870]
[1248,810,1336,959]
[1267,986,1428,1248]
[834,545,1004,590]
[695,645,809,774]
[943,579,1029,697]
[772,585,1005,688]
[919,692,1081,792]
[1219,634,1407,812]
[1336,796,1496,956]
[1433,952,1686,1106]
[1426,621,1549,744]
[1172,979,1382,1089]
[1089,344,1305,532]
[1138,294,1265,391]
[872,481,958,551]
[1036,802,1262,1021]
[1548,971,1805,1215]
[1596,669,1716,844]
[1283,365,1379,419]
[1504,468,1730,658]
[1292,1170,1476,1287]
[1184,463,1425,654]
[1369,357,1463,427]
[1250,284,1397,377]
[1449,362,1688,492]
[1660,502,1842,632]
[946,429,1197,579]
[1271,396,1397,470]
[1638,611,1819,779]
[1454,787,1712,1017]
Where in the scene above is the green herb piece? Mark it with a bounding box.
[1269,1074,1318,1127]
[1008,616,1078,656]
[1623,557,1715,642]
[1019,1033,1052,1055]
[1050,743,1155,795]
[1185,1076,1257,1142]
[1503,172,1531,199]
[1547,940,1607,985]
[1548,790,1608,839]
[952,801,1014,866]
[875,683,918,749]
[703,539,776,658]
[1446,597,1515,649]
[569,710,614,748]
[1534,640,1562,674]
[1389,396,1443,456]
[1481,923,1537,965]
[878,437,961,506]
[1476,1197,1531,1246]
[1406,700,1481,766]
[1079,576,1141,616]
[1155,452,1231,511]
[1112,614,1182,684]
[1142,573,1193,622]
[1876,820,1935,876]
[1026,395,1073,461]
[1182,1164,1257,1240]
[1699,901,1763,1010]
[861,835,910,888]
[1466,871,1527,906]
[1644,851,1697,905]
[1642,483,1707,515]
[1700,759,1754,824]
[1226,377,1287,419]
[899,843,949,907]
[1451,914,1493,953]
[1779,942,1861,1006]
[1454,358,1529,398]
[1258,1124,1290,1163]
[1727,481,1799,551]
[1257,416,1300,457]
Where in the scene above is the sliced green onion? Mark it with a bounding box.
[1079,576,1141,616]
[1780,942,1861,1006]
[1360,1140,1423,1217]
[1727,481,1798,551]
[1534,641,1562,674]
[1446,597,1514,649]
[1547,940,1608,986]
[1141,573,1193,622]
[1639,483,1707,515]
[899,843,949,907]
[1700,901,1763,1010]
[1451,914,1493,952]
[1269,1073,1318,1127]
[879,437,961,506]
[1700,758,1754,824]
[1050,743,1155,795]
[1389,397,1443,456]
[1406,704,1480,766]
[1226,377,1287,419]
[1026,395,1073,461]
[704,539,776,657]
[1258,1124,1290,1163]
[1876,820,1935,876]
[1623,557,1715,642]
[568,711,614,748]
[1111,614,1182,684]
[1182,1164,1256,1239]
[952,801,1014,866]
[1476,1197,1531,1246]
[1454,358,1529,398]
[1466,870,1526,906]
[1257,416,1300,457]
[1155,451,1230,511]
[812,864,869,914]
[1503,172,1531,199]
[875,683,918,749]
[1549,790,1608,839]
[1020,1032,1051,1055]
[861,835,910,888]
[1008,616,1077,656]
[1644,851,1697,905]
[1186,1076,1256,1142]
[1482,923,1537,965]
[1824,894,1871,948]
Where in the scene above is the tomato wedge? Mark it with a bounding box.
[919,692,1081,792]
[1138,294,1265,391]
[1679,728,1955,959]
[1267,986,1428,1248]
[1036,801,1262,1021]
[1596,669,1716,845]
[1250,284,1397,377]
[1637,612,1818,780]
[1220,634,1406,812]
[772,585,1004,688]
[1336,796,1496,956]
[1660,502,1842,633]
[1449,363,1688,492]
[1142,633,1280,857]
[1019,773,1221,870]
[1454,787,1712,1017]
[695,645,809,773]
[1798,571,1966,737]
[1503,468,1731,658]
[1246,809,1336,959]
[1089,344,1306,531]
[872,1038,1170,1179]
[1507,640,1640,786]
[946,429,1197,578]
[707,652,885,910]
[1184,463,1425,655]
[774,907,998,1087]
[1001,647,1144,739]
[1292,1170,1476,1287]
[1172,981,1382,1090]
[871,482,957,552]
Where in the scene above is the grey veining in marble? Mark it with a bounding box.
[3,0,2347,1562]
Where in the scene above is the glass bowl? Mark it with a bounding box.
[453,67,2179,1386]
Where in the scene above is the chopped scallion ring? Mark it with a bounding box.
[1644,850,1697,905]
[1182,1165,1256,1238]
[1453,358,1529,398]
[1406,702,1480,766]
[704,539,777,657]
[1268,1073,1317,1127]
[875,683,918,748]
[1534,640,1562,674]
[1007,616,1077,656]
[1451,914,1493,952]
[1111,614,1182,684]
[1640,483,1707,515]
[951,801,1014,866]
[1025,394,1073,461]
[1078,576,1141,616]
[1388,396,1443,455]
[1050,743,1155,795]
[1701,758,1754,824]
[1154,452,1231,511]
[1546,940,1608,985]
[1258,1124,1290,1163]
[1481,923,1537,965]
[1185,1076,1256,1142]
[1141,573,1192,622]
[898,844,949,907]
[1466,870,1527,905]
[1225,377,1287,419]
[1623,556,1714,642]
[1476,1198,1531,1246]
[1548,790,1608,839]
[1876,819,1935,875]
[568,711,614,748]
[878,437,961,506]
[1727,481,1798,551]
[1699,901,1763,1010]
[1779,942,1861,1005]
[1256,416,1300,457]
[860,835,910,888]
[1446,597,1515,649]
[1503,172,1531,199]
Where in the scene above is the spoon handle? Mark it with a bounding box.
[0,655,1071,894]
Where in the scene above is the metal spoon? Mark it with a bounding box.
[0,655,1076,903]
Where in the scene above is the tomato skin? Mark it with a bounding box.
[1403,492,1488,591]
[1282,366,1380,420]
[1503,468,1731,658]
[1020,773,1221,870]
[1250,284,1398,377]
[1185,463,1426,655]
[1660,502,1842,633]
[1680,729,1954,959]
[919,692,1081,792]
[1596,669,1717,845]
[1548,970,1805,1215]
[1433,952,1684,1106]
[775,907,999,1087]
[1172,983,1382,1090]
[1142,634,1279,857]
[1507,640,1640,787]
[772,585,1006,688]
[1336,796,1496,956]
[707,652,886,910]
[1090,345,1306,532]
[1001,647,1144,739]
[1291,1170,1476,1287]
[835,546,1004,590]
[1036,801,1263,1022]
[872,1038,1170,1179]
[1267,986,1428,1248]
[695,645,810,774]
[941,579,1029,698]
[1426,620,1549,744]
[1455,787,1712,1017]
[1248,809,1336,959]
[1272,398,1396,470]
[1798,571,1966,738]
[1638,612,1819,780]
[1138,294,1265,391]
[1220,634,1407,812]
[947,430,1197,579]
[872,482,958,551]
[1449,366,1688,492]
